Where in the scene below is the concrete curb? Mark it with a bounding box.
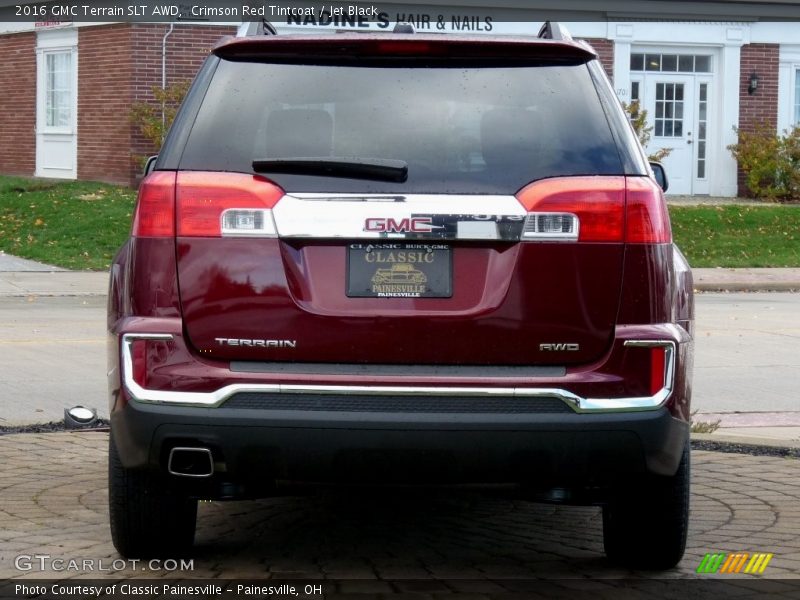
[695,282,799,292]
[692,438,800,459]
[0,291,106,298]
[692,432,800,451]
[7,288,798,297]
[1,424,798,451]
[692,268,800,293]
[1,274,799,297]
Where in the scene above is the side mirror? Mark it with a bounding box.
[650,162,669,192]
[143,155,158,176]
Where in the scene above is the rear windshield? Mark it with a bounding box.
[179,59,623,194]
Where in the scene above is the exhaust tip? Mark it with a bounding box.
[168,447,214,478]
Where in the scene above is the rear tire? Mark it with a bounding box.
[108,432,197,558]
[603,440,690,570]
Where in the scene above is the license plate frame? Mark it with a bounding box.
[346,243,452,298]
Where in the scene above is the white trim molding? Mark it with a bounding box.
[778,45,800,134]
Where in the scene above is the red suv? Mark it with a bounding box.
[108,22,693,569]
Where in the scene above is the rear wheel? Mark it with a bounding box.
[602,440,690,570]
[108,432,197,558]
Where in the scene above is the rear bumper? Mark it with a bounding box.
[108,318,692,488]
[120,333,678,413]
[111,400,688,486]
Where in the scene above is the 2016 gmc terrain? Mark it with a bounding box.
[107,22,694,569]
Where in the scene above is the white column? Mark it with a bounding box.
[717,43,742,197]
[613,41,631,102]
[609,22,634,103]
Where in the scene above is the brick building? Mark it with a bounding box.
[0,16,799,195]
[0,22,234,186]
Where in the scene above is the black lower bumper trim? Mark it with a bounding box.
[222,392,573,413]
[111,402,688,490]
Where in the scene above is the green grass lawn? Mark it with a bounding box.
[0,176,136,270]
[1,175,799,270]
[670,205,800,268]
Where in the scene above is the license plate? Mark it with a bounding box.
[347,243,452,298]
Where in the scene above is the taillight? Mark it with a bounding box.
[516,177,625,242]
[515,176,672,243]
[131,171,176,237]
[625,177,672,243]
[176,172,284,237]
[131,339,147,387]
[650,346,667,395]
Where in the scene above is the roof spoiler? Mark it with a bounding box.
[214,33,596,63]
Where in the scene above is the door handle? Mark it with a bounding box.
[687,140,693,144]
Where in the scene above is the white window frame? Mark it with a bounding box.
[778,46,800,134]
[793,65,800,126]
[35,27,78,179]
[40,49,75,134]
[629,43,722,196]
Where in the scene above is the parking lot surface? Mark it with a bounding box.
[1,431,799,591]
[5,292,800,426]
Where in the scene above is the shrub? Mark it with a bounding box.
[690,410,721,434]
[130,81,191,167]
[728,124,800,201]
[621,100,672,162]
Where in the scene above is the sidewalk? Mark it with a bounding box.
[3,266,797,296]
[4,431,800,580]
[693,267,800,291]
[0,251,107,296]
[0,270,108,296]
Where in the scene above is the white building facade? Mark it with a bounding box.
[274,18,800,197]
[2,12,799,195]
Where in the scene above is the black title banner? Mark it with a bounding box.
[1,0,800,23]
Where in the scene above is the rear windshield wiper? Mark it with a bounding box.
[252,157,408,183]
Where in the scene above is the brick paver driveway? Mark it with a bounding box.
[1,432,799,585]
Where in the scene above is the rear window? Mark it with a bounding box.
[179,59,623,194]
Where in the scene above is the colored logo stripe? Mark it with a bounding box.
[744,553,774,574]
[697,553,726,574]
[720,553,749,573]
[697,552,773,574]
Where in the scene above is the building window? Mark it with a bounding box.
[45,52,71,128]
[655,82,684,137]
[697,83,708,179]
[629,80,641,118]
[795,68,800,124]
[631,53,712,73]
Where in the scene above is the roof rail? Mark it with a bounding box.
[538,21,572,41]
[393,22,415,33]
[237,19,278,37]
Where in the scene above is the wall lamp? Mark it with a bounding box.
[748,72,759,95]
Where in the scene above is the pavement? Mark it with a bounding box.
[0,252,799,590]
[0,431,799,586]
[1,263,799,297]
